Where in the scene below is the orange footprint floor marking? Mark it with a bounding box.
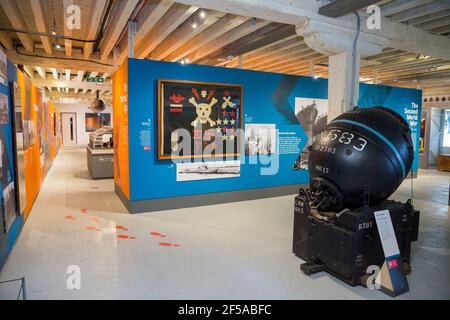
[116,225,128,231]
[65,215,75,220]
[86,226,100,231]
[159,242,181,247]
[117,235,129,239]
[150,231,166,237]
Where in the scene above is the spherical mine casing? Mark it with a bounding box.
[308,107,414,210]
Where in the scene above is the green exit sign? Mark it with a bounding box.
[87,77,104,83]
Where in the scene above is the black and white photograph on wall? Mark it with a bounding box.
[22,120,35,150]
[293,98,328,170]
[0,93,8,124]
[244,124,276,156]
[2,182,16,233]
[176,160,240,182]
[22,119,29,149]
[0,49,7,86]
[28,119,35,146]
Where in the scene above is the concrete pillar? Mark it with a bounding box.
[239,55,244,69]
[128,21,137,58]
[327,50,360,122]
[296,17,385,122]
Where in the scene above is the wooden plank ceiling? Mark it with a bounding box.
[0,0,449,103]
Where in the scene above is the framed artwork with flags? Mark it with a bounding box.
[157,79,243,160]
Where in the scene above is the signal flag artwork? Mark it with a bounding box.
[158,80,242,160]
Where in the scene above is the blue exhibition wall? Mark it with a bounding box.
[0,58,22,269]
[127,58,421,202]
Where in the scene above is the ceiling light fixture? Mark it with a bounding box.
[192,22,197,29]
[199,10,206,19]
[55,44,61,49]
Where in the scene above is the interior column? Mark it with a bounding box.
[327,50,360,122]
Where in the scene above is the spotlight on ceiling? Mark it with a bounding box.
[192,22,197,29]
[199,10,206,19]
[55,44,62,49]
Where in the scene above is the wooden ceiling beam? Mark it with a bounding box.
[406,9,450,25]
[174,0,450,60]
[45,90,112,101]
[390,0,450,22]
[63,0,73,56]
[135,4,198,59]
[361,61,449,78]
[32,78,111,90]
[204,23,289,61]
[23,66,35,79]
[83,0,108,59]
[65,69,71,81]
[430,25,450,35]
[7,48,113,73]
[226,38,304,68]
[318,0,380,18]
[135,0,174,44]
[35,66,46,79]
[361,57,443,73]
[118,0,173,61]
[363,60,450,75]
[217,34,300,67]
[418,16,450,31]
[0,32,13,50]
[243,45,312,70]
[51,68,59,80]
[199,23,294,65]
[380,0,434,17]
[164,15,249,62]
[100,0,140,60]
[188,18,271,63]
[149,9,226,60]
[73,70,84,94]
[373,67,450,81]
[261,52,323,73]
[0,0,34,52]
[30,0,52,54]
[365,49,403,61]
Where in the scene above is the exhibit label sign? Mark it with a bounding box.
[374,209,409,296]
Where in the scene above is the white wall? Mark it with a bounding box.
[54,101,113,145]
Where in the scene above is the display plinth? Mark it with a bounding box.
[86,145,114,179]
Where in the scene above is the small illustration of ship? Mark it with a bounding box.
[179,164,240,175]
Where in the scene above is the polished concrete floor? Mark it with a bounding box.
[0,146,449,299]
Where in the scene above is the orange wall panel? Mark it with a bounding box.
[112,61,130,199]
[17,69,58,219]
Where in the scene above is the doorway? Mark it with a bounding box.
[61,112,77,145]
